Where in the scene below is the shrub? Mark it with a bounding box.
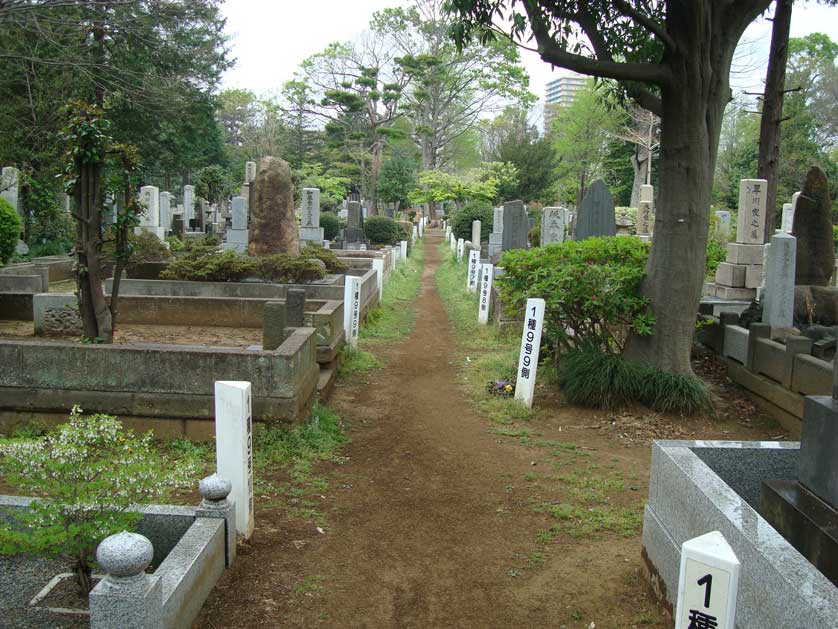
[320,212,341,241]
[160,249,257,281]
[131,230,172,262]
[557,347,711,415]
[0,197,21,265]
[166,235,185,252]
[364,215,403,245]
[256,254,326,283]
[705,213,729,275]
[301,244,347,273]
[450,200,493,242]
[497,236,653,358]
[0,407,197,592]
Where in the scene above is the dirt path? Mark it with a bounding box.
[198,234,669,628]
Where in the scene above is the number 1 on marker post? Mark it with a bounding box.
[515,298,545,408]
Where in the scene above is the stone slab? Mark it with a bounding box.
[722,324,749,364]
[799,395,838,508]
[727,242,765,266]
[715,262,746,287]
[716,285,756,301]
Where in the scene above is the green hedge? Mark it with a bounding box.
[450,201,493,242]
[364,215,403,246]
[0,197,21,265]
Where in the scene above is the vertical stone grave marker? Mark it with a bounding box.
[675,531,739,629]
[735,178,767,244]
[575,179,616,240]
[139,186,160,227]
[343,275,361,348]
[300,187,324,246]
[541,207,567,245]
[471,220,481,246]
[450,233,456,252]
[636,184,654,237]
[183,185,195,227]
[781,203,794,233]
[762,231,797,329]
[400,240,408,260]
[467,249,480,292]
[502,200,528,251]
[456,238,464,261]
[478,264,494,325]
[515,298,545,408]
[714,210,730,239]
[214,381,254,538]
[245,161,257,183]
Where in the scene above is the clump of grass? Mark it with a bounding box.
[338,346,381,377]
[361,240,425,340]
[557,347,711,415]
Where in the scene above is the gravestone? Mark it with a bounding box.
[159,192,172,232]
[781,203,794,233]
[183,185,195,227]
[224,196,248,253]
[501,200,528,251]
[471,220,481,246]
[249,156,299,256]
[214,381,254,538]
[245,161,257,183]
[637,184,654,237]
[792,166,834,286]
[715,210,731,239]
[456,238,465,261]
[262,301,287,351]
[541,207,567,245]
[575,179,616,240]
[385,207,394,218]
[139,186,160,227]
[347,200,363,229]
[286,288,306,328]
[762,231,797,329]
[300,187,324,247]
[735,179,768,244]
[171,215,184,237]
[489,207,504,258]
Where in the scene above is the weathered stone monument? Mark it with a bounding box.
[793,167,834,286]
[575,179,616,240]
[286,288,306,328]
[489,206,504,258]
[541,207,567,245]
[159,191,172,233]
[299,187,324,247]
[762,231,797,329]
[471,219,481,246]
[501,200,528,251]
[636,184,654,239]
[707,179,767,300]
[344,200,364,248]
[137,186,164,240]
[249,157,299,256]
[224,196,248,253]
[183,184,195,229]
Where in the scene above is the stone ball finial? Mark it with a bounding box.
[96,531,154,578]
[199,473,232,502]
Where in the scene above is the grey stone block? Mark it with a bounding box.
[723,324,748,364]
[262,300,287,351]
[715,262,746,287]
[727,242,766,265]
[799,395,838,509]
[89,573,163,629]
[501,200,528,251]
[286,288,306,328]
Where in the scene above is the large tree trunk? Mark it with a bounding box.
[74,161,112,342]
[624,11,734,375]
[758,0,793,241]
[369,141,383,216]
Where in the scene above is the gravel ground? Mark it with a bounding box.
[0,555,87,629]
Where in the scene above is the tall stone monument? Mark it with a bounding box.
[471,219,481,246]
[159,191,172,232]
[792,167,834,286]
[183,185,195,229]
[636,184,654,239]
[541,207,567,245]
[489,207,504,258]
[575,179,616,240]
[735,178,768,244]
[300,187,324,247]
[762,231,797,329]
[249,157,299,256]
[501,200,528,251]
[224,196,248,253]
[137,186,163,239]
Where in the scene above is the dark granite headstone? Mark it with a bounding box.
[262,300,287,351]
[793,166,834,286]
[171,216,184,237]
[286,288,306,328]
[385,207,395,219]
[347,201,363,229]
[501,200,528,251]
[344,226,364,245]
[575,179,616,240]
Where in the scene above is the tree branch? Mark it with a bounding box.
[612,0,676,52]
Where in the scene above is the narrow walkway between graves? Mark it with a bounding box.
[196,232,657,628]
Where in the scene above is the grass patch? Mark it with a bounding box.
[294,575,326,596]
[360,239,425,341]
[252,403,349,525]
[338,346,381,378]
[557,347,711,415]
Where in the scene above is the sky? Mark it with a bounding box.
[220,1,838,103]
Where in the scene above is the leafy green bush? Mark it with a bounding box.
[0,197,21,265]
[257,254,326,283]
[160,249,257,281]
[131,230,172,262]
[705,212,729,276]
[166,235,185,252]
[320,212,341,241]
[0,407,197,592]
[450,200,493,242]
[498,236,653,358]
[557,347,711,415]
[364,215,402,245]
[301,244,347,273]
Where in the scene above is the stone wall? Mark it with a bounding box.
[0,329,319,423]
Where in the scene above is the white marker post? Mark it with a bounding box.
[478,263,493,325]
[343,275,361,348]
[514,298,545,408]
[372,258,384,302]
[450,234,456,252]
[675,531,740,629]
[214,381,254,538]
[400,240,408,260]
[456,238,465,262]
[467,249,480,292]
